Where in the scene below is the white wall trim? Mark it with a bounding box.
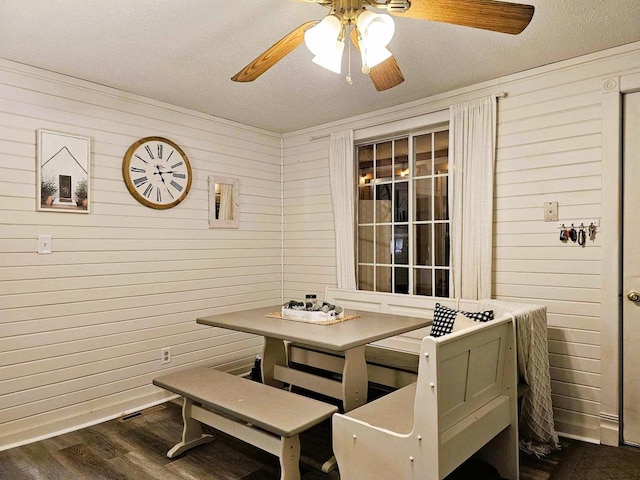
[600,69,640,446]
[353,109,449,142]
[281,136,285,304]
[0,390,176,452]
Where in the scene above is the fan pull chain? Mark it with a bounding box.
[346,25,353,85]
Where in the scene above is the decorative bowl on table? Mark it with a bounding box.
[281,300,344,322]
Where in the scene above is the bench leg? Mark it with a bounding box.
[321,455,338,473]
[279,435,301,480]
[167,398,214,459]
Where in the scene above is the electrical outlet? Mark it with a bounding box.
[161,347,171,364]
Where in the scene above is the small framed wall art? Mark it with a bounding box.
[208,175,239,228]
[37,129,91,213]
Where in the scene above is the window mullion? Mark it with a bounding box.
[391,140,395,293]
[431,133,436,296]
[408,135,415,296]
[373,144,377,291]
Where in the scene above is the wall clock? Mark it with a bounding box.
[122,136,192,209]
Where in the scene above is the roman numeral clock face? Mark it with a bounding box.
[122,137,192,209]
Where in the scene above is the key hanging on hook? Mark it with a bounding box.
[589,222,597,240]
[569,225,578,242]
[578,225,586,246]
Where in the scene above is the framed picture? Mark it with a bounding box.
[37,129,91,213]
[208,175,239,228]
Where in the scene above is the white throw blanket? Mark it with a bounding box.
[479,300,560,454]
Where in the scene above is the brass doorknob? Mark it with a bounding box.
[628,291,640,303]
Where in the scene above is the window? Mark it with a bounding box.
[356,128,450,297]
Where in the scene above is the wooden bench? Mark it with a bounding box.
[288,343,419,391]
[332,315,519,480]
[290,343,529,399]
[153,366,338,480]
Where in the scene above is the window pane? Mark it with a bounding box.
[394,138,409,179]
[375,184,392,223]
[434,176,448,221]
[395,181,409,222]
[415,268,433,296]
[358,226,374,264]
[376,225,392,264]
[359,185,373,224]
[376,266,392,293]
[358,265,374,291]
[414,178,432,221]
[434,223,449,266]
[376,142,393,181]
[415,224,432,266]
[358,145,374,185]
[394,267,409,294]
[394,225,408,265]
[414,134,432,177]
[435,269,449,297]
[434,130,449,174]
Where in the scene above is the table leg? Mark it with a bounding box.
[261,336,286,389]
[342,345,368,412]
[320,345,369,473]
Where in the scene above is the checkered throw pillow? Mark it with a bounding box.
[430,303,495,338]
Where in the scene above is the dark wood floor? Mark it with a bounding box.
[1,400,637,479]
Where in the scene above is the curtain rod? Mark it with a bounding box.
[308,91,507,142]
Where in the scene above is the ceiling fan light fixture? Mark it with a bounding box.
[311,38,345,74]
[356,10,395,71]
[356,10,395,48]
[304,14,342,57]
[360,45,392,72]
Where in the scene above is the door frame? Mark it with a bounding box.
[601,71,640,446]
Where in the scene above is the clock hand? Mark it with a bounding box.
[153,165,167,185]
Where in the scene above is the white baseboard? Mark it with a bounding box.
[0,390,176,452]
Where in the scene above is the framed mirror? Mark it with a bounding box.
[208,176,239,228]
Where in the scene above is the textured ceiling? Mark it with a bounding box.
[1,0,639,133]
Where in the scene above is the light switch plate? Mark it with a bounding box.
[544,202,558,222]
[38,235,52,254]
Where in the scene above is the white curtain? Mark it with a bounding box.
[449,96,497,299]
[329,130,357,290]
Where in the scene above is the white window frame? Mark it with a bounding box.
[355,122,451,297]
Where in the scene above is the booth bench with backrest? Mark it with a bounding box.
[316,287,558,451]
[333,314,519,479]
[288,288,534,400]
[152,367,337,480]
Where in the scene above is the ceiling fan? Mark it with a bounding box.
[231,0,534,91]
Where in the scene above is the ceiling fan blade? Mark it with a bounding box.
[390,0,534,35]
[232,21,318,82]
[350,27,405,91]
[369,56,405,91]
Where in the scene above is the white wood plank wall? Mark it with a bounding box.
[282,44,640,443]
[0,60,282,449]
[282,137,335,301]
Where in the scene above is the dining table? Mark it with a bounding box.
[196,305,431,412]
